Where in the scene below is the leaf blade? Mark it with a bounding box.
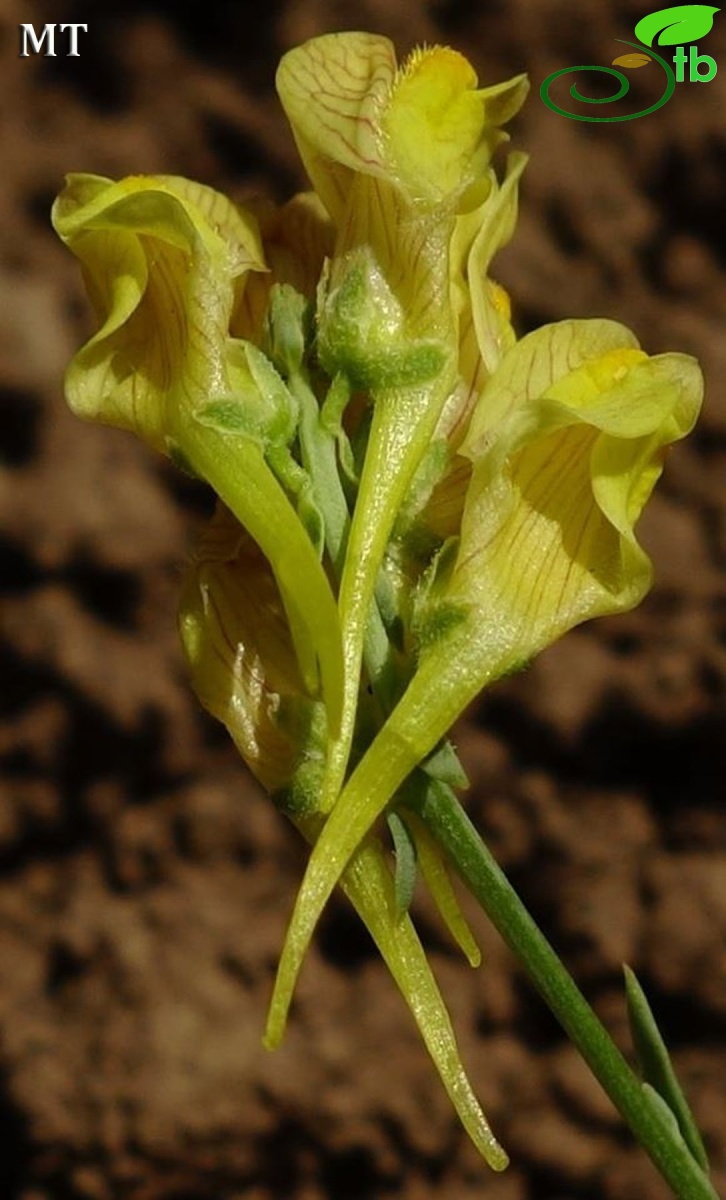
[624,965,710,1172]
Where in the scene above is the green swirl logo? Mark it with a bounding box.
[540,6,719,122]
[540,39,675,122]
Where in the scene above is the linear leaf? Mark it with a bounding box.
[624,965,710,1172]
[387,810,418,918]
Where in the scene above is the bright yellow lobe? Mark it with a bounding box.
[384,47,485,198]
[544,348,647,410]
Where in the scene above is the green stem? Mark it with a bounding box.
[406,781,719,1200]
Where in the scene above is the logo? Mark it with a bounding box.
[540,4,718,121]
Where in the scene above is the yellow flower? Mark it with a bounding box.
[277,33,529,808]
[266,318,703,1053]
[277,33,527,216]
[52,173,265,452]
[52,171,344,732]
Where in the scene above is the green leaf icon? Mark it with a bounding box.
[635,4,719,46]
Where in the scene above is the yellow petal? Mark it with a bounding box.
[453,329,703,643]
[465,152,526,377]
[277,32,528,214]
[276,33,396,224]
[233,191,334,344]
[179,504,323,793]
[384,47,528,202]
[52,172,265,452]
[463,317,641,447]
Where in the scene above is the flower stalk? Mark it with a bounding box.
[406,780,719,1200]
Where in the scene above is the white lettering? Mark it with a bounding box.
[60,23,88,56]
[20,23,57,57]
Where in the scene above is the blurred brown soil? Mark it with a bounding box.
[0,1,724,1198]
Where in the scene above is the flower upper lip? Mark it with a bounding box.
[277,32,528,211]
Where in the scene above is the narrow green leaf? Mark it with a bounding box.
[295,482,325,559]
[387,810,418,918]
[422,740,470,789]
[407,784,720,1200]
[642,1082,687,1142]
[624,965,710,1172]
[404,805,481,967]
[320,371,351,435]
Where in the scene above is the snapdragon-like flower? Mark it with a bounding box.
[52,172,344,726]
[277,33,529,807]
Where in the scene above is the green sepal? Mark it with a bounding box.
[402,796,481,968]
[295,480,326,559]
[318,373,359,491]
[317,261,448,392]
[422,741,470,790]
[337,430,359,491]
[265,444,310,498]
[415,600,469,653]
[196,397,265,441]
[374,565,404,641]
[244,340,299,444]
[265,282,310,377]
[320,371,352,435]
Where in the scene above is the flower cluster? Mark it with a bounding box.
[53,32,702,1168]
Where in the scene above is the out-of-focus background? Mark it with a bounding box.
[1,1,725,1197]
